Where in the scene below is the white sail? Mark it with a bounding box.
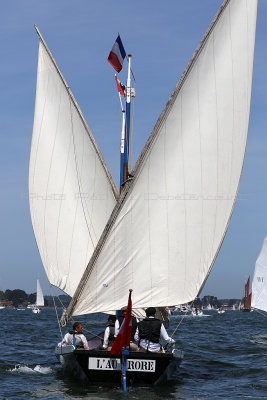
[29,33,118,296]
[70,0,257,316]
[251,237,267,312]
[36,279,44,307]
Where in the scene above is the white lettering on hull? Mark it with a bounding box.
[88,358,156,372]
[127,359,156,372]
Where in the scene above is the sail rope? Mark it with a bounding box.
[65,319,106,325]
[50,285,63,340]
[171,299,196,338]
[77,326,104,340]
[67,316,104,340]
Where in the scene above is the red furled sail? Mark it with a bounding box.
[244,277,252,310]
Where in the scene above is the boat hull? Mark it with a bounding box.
[56,346,182,385]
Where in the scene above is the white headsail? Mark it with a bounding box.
[66,0,257,317]
[29,30,118,296]
[36,279,44,307]
[251,237,267,312]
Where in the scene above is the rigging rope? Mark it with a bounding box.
[50,284,63,340]
[68,316,104,340]
[171,299,196,338]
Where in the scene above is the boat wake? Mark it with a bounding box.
[9,364,52,374]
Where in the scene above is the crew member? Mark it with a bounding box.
[134,307,175,352]
[102,315,116,350]
[61,322,89,349]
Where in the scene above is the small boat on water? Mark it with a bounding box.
[32,280,44,314]
[191,308,203,317]
[174,305,190,313]
[218,305,225,314]
[29,0,257,388]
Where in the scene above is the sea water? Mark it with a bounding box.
[1,307,267,399]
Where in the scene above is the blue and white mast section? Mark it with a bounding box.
[121,54,134,190]
[108,35,135,192]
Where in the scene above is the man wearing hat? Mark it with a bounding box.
[134,307,175,352]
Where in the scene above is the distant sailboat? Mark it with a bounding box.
[29,0,258,387]
[243,277,252,312]
[191,307,203,317]
[251,237,267,313]
[32,280,44,314]
[218,305,225,314]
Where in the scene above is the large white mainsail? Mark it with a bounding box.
[251,237,267,312]
[36,279,44,307]
[29,28,118,297]
[65,0,258,318]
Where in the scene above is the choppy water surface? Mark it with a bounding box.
[1,308,267,399]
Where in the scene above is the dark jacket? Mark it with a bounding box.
[137,317,161,343]
[107,325,115,346]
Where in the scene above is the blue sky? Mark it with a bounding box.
[0,0,266,299]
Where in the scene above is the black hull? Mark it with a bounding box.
[56,346,182,385]
[76,350,177,385]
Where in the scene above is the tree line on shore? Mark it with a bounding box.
[197,295,242,308]
[0,289,241,309]
[0,289,71,308]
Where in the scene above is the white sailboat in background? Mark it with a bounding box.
[191,308,203,317]
[32,280,44,314]
[251,237,267,313]
[218,305,225,314]
[29,0,258,386]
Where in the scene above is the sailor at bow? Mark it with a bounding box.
[61,322,89,349]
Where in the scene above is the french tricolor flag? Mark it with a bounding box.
[108,35,126,73]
